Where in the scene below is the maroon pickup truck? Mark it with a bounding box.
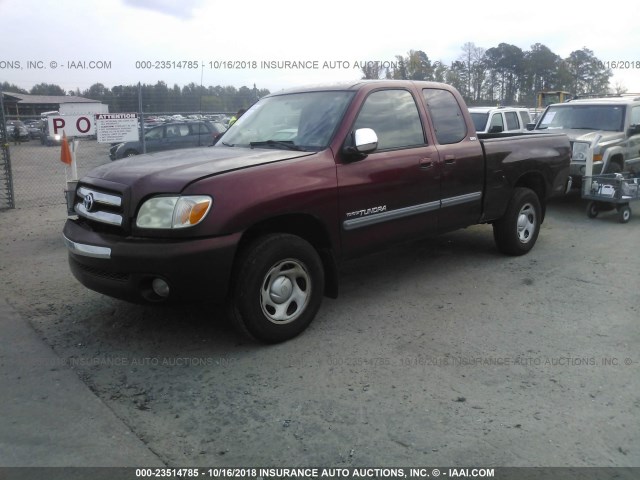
[63,80,570,342]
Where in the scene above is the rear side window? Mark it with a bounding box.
[422,89,467,144]
[518,110,531,125]
[505,112,520,130]
[353,89,425,150]
[166,125,189,137]
[145,127,164,140]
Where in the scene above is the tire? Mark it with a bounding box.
[493,187,542,256]
[604,162,622,174]
[229,234,324,343]
[586,201,599,218]
[124,149,138,157]
[617,204,631,223]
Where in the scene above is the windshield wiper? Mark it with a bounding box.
[221,141,235,147]
[249,140,306,151]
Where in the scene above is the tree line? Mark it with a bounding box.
[1,81,270,113]
[361,43,622,106]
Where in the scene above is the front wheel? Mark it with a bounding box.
[229,234,324,343]
[493,187,542,256]
[617,204,631,223]
[586,201,599,218]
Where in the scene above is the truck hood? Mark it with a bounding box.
[541,129,624,145]
[84,146,315,192]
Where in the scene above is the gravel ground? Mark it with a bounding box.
[0,163,638,467]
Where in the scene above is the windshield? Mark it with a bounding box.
[470,112,489,132]
[537,105,625,132]
[218,91,355,151]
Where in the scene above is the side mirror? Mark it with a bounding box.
[354,128,378,153]
[526,123,536,131]
[489,125,503,134]
[627,124,640,136]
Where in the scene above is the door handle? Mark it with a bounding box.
[444,155,456,165]
[419,157,433,169]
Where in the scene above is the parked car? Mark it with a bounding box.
[109,120,226,160]
[5,120,30,142]
[24,119,44,139]
[531,95,640,183]
[469,106,532,134]
[40,121,62,146]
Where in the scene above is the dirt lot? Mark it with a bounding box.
[0,145,638,467]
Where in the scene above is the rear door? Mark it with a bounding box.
[165,124,192,150]
[337,88,441,256]
[143,125,166,153]
[421,88,484,232]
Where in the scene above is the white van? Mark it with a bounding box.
[469,106,531,134]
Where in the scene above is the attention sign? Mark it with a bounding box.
[95,113,140,143]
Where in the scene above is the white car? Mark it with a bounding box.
[469,106,532,134]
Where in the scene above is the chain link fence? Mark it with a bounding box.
[0,95,15,209]
[1,109,234,210]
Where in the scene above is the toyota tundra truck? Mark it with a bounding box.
[63,80,570,343]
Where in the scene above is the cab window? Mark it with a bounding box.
[423,89,467,143]
[353,89,425,150]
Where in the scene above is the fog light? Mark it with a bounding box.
[152,278,170,298]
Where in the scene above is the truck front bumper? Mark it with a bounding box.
[570,160,603,178]
[63,219,241,304]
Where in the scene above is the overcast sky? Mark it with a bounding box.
[2,0,639,97]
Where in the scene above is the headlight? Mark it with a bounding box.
[571,142,589,161]
[136,195,212,229]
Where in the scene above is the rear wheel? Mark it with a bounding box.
[586,201,599,218]
[124,149,138,157]
[493,187,542,256]
[229,234,324,343]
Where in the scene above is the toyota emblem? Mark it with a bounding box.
[83,193,95,212]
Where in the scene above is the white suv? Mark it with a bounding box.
[469,106,532,134]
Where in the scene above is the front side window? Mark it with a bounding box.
[352,89,425,150]
[191,123,211,135]
[518,110,531,126]
[422,89,467,144]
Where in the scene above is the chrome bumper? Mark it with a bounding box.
[63,234,111,259]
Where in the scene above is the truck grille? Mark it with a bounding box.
[75,185,125,228]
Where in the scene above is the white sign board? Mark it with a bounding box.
[95,113,140,143]
[48,115,96,137]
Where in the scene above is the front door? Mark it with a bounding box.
[337,88,441,257]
